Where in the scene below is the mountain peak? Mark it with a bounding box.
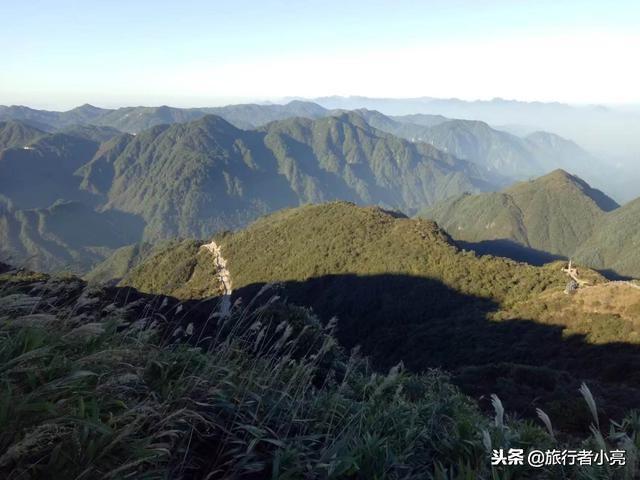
[542,168,572,179]
[327,110,373,130]
[192,114,240,134]
[510,169,619,212]
[515,168,583,189]
[69,103,106,114]
[425,169,620,261]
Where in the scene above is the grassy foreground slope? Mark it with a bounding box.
[1,265,639,479]
[123,202,640,428]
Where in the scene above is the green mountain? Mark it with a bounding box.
[94,101,328,132]
[417,119,541,177]
[0,199,143,273]
[0,132,100,209]
[0,120,44,150]
[524,130,603,176]
[80,113,496,240]
[575,197,640,278]
[347,111,605,187]
[392,112,449,127]
[421,169,619,262]
[57,123,123,143]
[84,240,169,284]
[0,112,499,270]
[0,104,109,131]
[94,105,211,133]
[353,109,456,145]
[121,201,640,429]
[205,100,329,129]
[0,101,330,133]
[0,118,121,150]
[3,102,605,188]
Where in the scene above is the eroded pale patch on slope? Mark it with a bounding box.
[201,240,233,317]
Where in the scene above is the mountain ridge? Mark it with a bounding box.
[118,201,640,430]
[0,112,499,270]
[421,169,620,262]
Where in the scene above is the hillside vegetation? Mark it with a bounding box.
[2,105,622,276]
[422,169,619,262]
[0,101,330,133]
[0,113,497,270]
[84,241,159,284]
[575,197,640,278]
[0,200,143,273]
[122,202,640,428]
[1,263,638,479]
[357,111,605,185]
[0,120,44,150]
[81,113,495,239]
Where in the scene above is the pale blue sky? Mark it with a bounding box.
[2,0,639,108]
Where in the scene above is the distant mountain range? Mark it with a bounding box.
[0,120,45,150]
[0,112,498,270]
[307,95,640,157]
[0,101,329,133]
[0,100,613,190]
[1,101,638,278]
[84,112,495,240]
[307,96,640,202]
[358,111,602,181]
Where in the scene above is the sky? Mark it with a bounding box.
[2,0,640,109]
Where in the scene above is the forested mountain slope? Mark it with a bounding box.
[575,197,640,278]
[121,202,640,429]
[81,113,496,239]
[421,169,619,262]
[0,113,498,269]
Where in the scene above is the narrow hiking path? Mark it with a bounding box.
[562,259,640,294]
[610,280,640,290]
[201,240,233,317]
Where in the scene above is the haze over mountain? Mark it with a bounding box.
[0,101,330,134]
[0,132,101,209]
[308,96,640,201]
[421,169,620,263]
[309,96,640,158]
[354,109,608,190]
[0,120,45,150]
